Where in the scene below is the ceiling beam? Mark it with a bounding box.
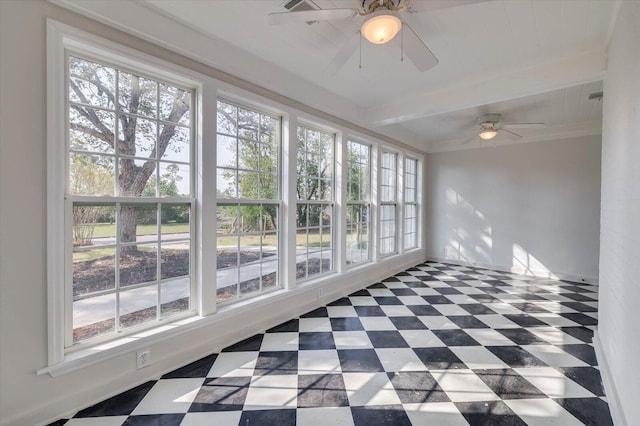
[366,49,607,127]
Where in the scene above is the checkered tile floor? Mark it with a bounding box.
[51,261,613,426]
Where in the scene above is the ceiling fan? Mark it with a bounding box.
[474,114,545,142]
[267,0,487,74]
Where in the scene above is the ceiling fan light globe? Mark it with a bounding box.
[479,130,498,140]
[361,14,402,44]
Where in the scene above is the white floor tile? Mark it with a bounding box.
[180,411,243,426]
[434,304,470,316]
[399,330,446,348]
[327,306,358,317]
[298,350,342,375]
[430,369,500,402]
[514,367,595,398]
[411,288,442,296]
[397,295,429,305]
[260,332,299,351]
[367,289,395,297]
[484,303,523,315]
[131,378,203,415]
[521,345,589,367]
[359,316,397,331]
[243,374,298,410]
[207,352,258,377]
[64,418,129,426]
[444,294,479,304]
[474,314,520,329]
[504,398,585,426]
[535,313,581,327]
[418,316,460,330]
[403,402,470,426]
[380,305,414,317]
[375,348,428,372]
[342,372,402,406]
[296,407,355,426]
[526,326,583,345]
[333,331,373,349]
[349,296,378,306]
[299,317,332,332]
[449,346,509,369]
[464,328,518,346]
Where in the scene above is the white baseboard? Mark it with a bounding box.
[425,255,599,285]
[593,331,627,426]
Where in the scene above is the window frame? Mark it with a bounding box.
[378,150,398,257]
[47,21,211,361]
[215,98,283,305]
[345,140,372,267]
[403,156,419,251]
[295,123,336,282]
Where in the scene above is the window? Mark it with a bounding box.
[346,141,371,265]
[379,151,397,256]
[296,125,334,280]
[216,101,280,303]
[404,157,419,250]
[67,55,194,346]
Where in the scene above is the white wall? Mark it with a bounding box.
[426,136,602,282]
[595,1,640,424]
[0,2,426,425]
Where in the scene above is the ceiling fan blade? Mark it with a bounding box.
[402,22,439,72]
[267,8,357,25]
[501,128,523,138]
[502,122,546,129]
[408,0,491,13]
[325,31,360,76]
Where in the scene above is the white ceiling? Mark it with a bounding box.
[60,0,619,152]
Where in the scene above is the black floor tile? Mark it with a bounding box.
[486,346,548,367]
[301,307,329,318]
[297,374,349,407]
[374,296,403,305]
[435,287,463,295]
[354,306,386,317]
[388,316,427,330]
[470,294,500,303]
[351,405,412,426]
[390,288,417,296]
[338,349,385,372]
[559,326,594,343]
[432,329,480,346]
[560,313,598,326]
[266,319,299,333]
[459,303,497,315]
[560,302,598,312]
[558,344,597,366]
[387,371,450,403]
[254,351,298,375]
[406,305,442,316]
[189,376,251,412]
[412,347,466,369]
[222,334,264,352]
[404,281,427,288]
[162,354,217,379]
[239,409,297,426]
[330,317,365,331]
[555,398,614,426]
[122,414,185,425]
[474,368,546,400]
[455,401,527,426]
[367,330,410,348]
[350,289,371,297]
[504,314,548,327]
[422,295,453,304]
[328,297,353,306]
[510,303,550,313]
[562,293,598,302]
[558,367,605,396]
[447,315,489,329]
[74,381,156,417]
[496,328,548,345]
[299,332,335,350]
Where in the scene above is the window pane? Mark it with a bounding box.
[217,168,237,198]
[73,247,116,296]
[159,162,190,197]
[161,203,190,240]
[217,135,237,168]
[120,243,158,287]
[119,284,158,329]
[160,84,191,126]
[217,101,237,135]
[69,153,115,196]
[118,115,157,158]
[118,157,157,197]
[161,277,190,318]
[73,293,115,343]
[119,72,157,118]
[161,124,190,163]
[69,56,116,110]
[69,107,115,154]
[161,241,189,280]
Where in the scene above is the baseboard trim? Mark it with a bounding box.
[593,331,627,426]
[425,255,599,285]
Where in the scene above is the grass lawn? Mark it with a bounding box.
[90,222,190,238]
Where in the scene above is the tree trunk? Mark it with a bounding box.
[120,205,138,253]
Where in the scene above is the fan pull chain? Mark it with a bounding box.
[359,30,362,69]
[401,24,404,62]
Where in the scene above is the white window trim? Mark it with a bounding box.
[345,140,373,267]
[404,156,419,251]
[46,20,217,369]
[379,150,399,258]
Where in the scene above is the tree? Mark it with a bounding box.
[69,57,190,252]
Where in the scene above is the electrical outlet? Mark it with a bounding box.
[137,350,151,369]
